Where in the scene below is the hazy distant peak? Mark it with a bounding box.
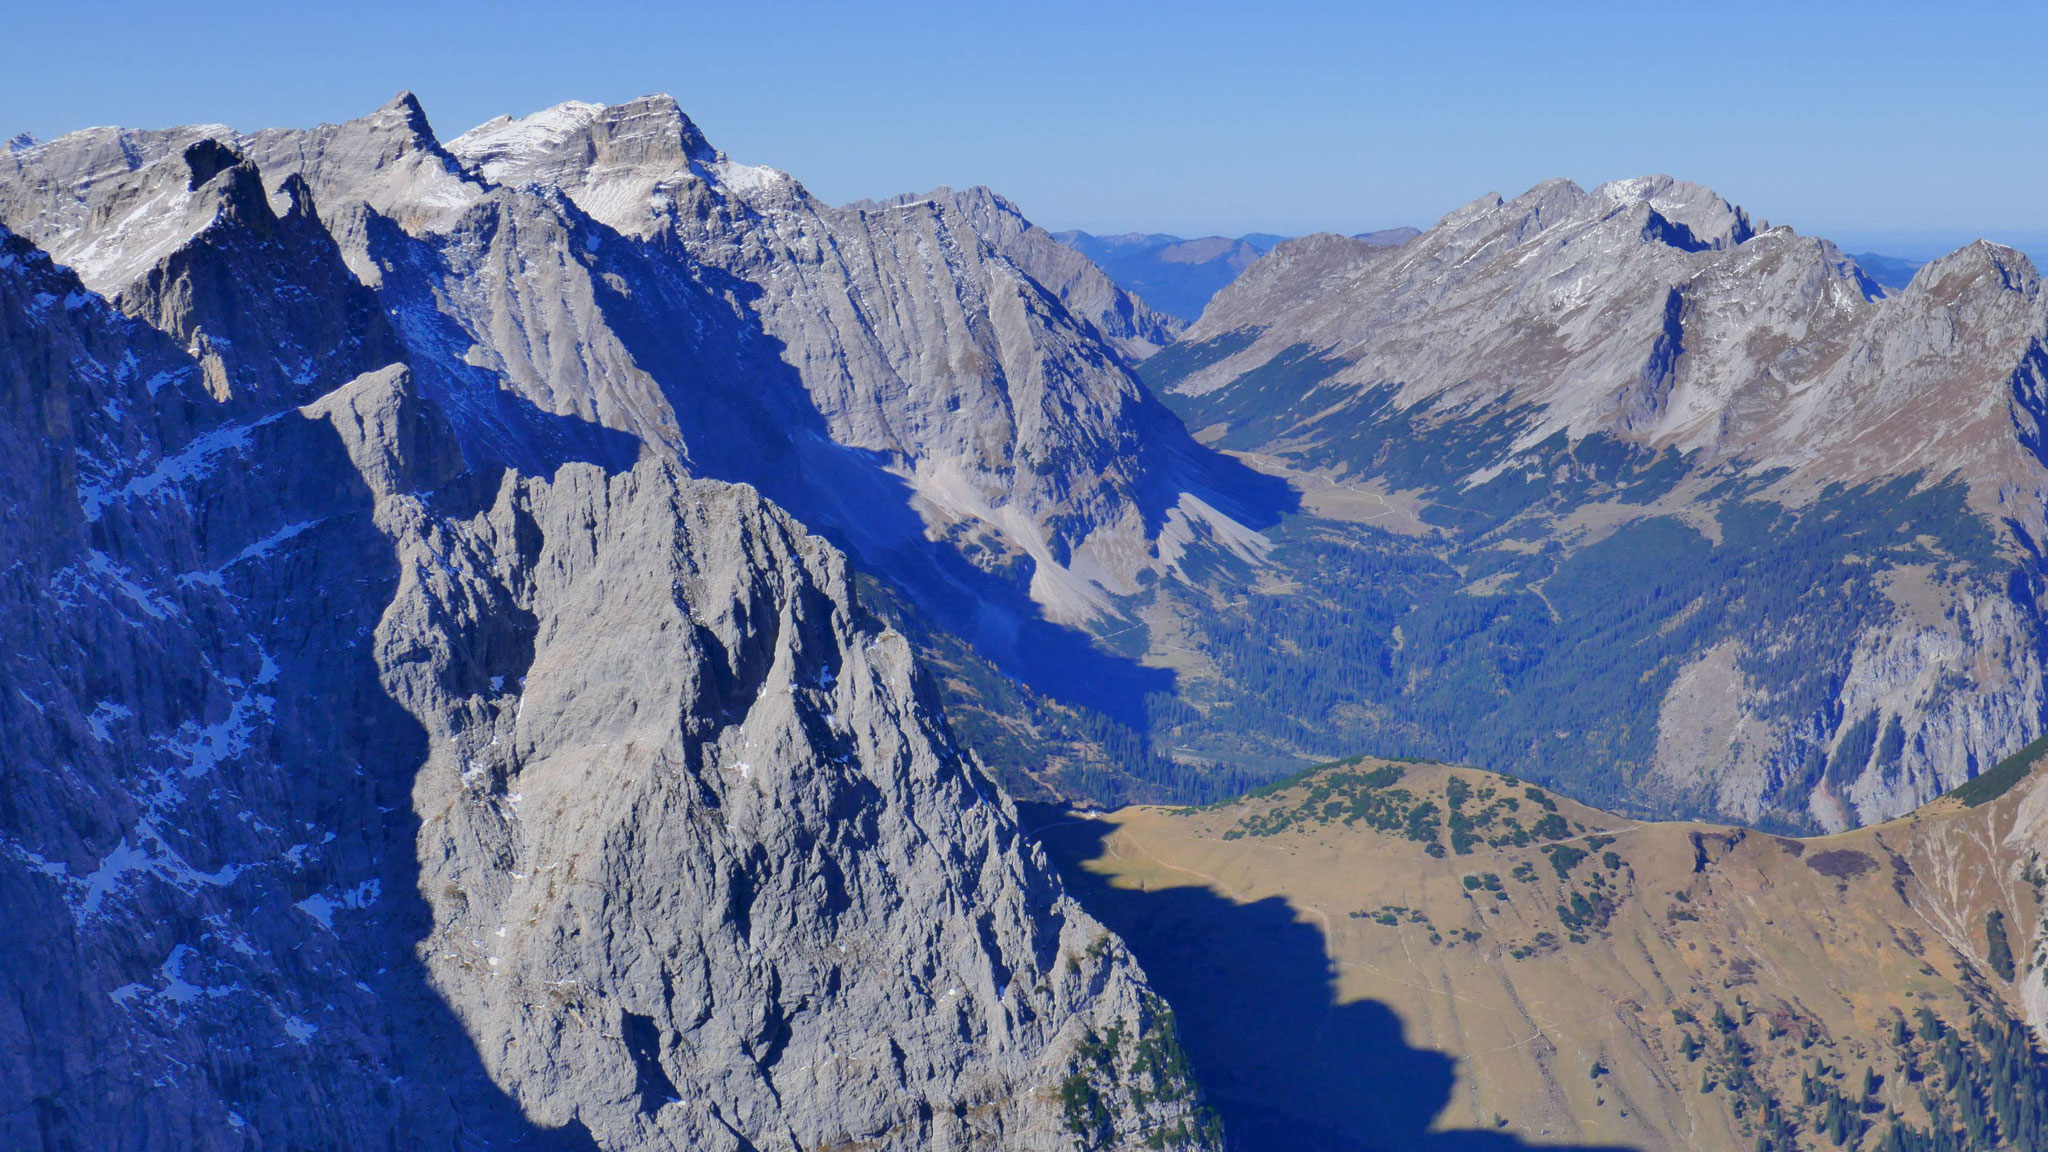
[1353,226,1419,247]
[1844,251,1925,293]
[850,184,1023,219]
[1908,237,2042,300]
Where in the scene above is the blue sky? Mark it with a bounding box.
[8,2,2045,256]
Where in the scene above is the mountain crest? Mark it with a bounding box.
[448,94,721,191]
[1907,238,2042,302]
[1595,174,1756,249]
[371,89,439,148]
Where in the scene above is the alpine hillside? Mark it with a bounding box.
[1037,743,2048,1151]
[1121,175,2048,832]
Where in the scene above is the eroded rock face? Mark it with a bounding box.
[0,96,1220,1148]
[0,230,531,1150]
[377,458,1201,1149]
[4,93,1236,639]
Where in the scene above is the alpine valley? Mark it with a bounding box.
[5,89,2048,1152]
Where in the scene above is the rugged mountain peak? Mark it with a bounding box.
[1434,189,1507,230]
[1423,176,1754,266]
[1594,174,1756,249]
[1904,238,2042,303]
[1494,176,1589,236]
[237,91,485,231]
[445,99,606,182]
[3,132,34,152]
[446,94,751,238]
[304,88,456,171]
[91,143,403,405]
[589,92,720,165]
[450,93,720,189]
[1431,178,1587,253]
[180,137,242,190]
[1761,237,2048,487]
[175,145,278,231]
[375,89,435,138]
[0,124,229,292]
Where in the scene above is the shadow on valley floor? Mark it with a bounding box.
[1024,806,1639,1152]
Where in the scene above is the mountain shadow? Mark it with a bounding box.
[1025,807,1640,1152]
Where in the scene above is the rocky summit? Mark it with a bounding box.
[0,95,1222,1151]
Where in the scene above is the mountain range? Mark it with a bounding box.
[7,88,2048,1151]
[1124,175,2048,833]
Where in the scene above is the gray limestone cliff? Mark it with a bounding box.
[0,94,1221,1149]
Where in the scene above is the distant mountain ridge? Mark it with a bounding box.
[1051,226,1417,322]
[1850,250,1929,291]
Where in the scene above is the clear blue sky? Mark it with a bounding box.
[8,1,2045,257]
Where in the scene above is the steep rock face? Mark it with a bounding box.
[872,185,1184,362]
[376,459,1204,1149]
[116,146,402,405]
[0,229,543,1150]
[441,96,1257,629]
[2,94,1282,655]
[0,136,1216,1152]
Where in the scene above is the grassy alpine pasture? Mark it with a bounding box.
[1032,754,2048,1151]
